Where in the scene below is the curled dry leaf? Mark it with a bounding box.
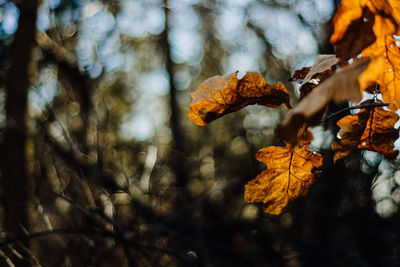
[289,66,311,84]
[294,54,339,100]
[331,0,400,60]
[332,100,399,162]
[244,132,323,215]
[360,35,400,111]
[278,58,370,145]
[188,71,291,126]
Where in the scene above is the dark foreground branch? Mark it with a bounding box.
[326,102,389,120]
[0,228,185,262]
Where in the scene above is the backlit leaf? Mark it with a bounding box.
[244,132,323,215]
[332,100,399,162]
[188,71,291,126]
[361,35,400,110]
[331,0,400,60]
[278,58,370,145]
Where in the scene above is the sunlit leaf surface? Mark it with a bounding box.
[245,132,323,215]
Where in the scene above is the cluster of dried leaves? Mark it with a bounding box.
[188,0,400,215]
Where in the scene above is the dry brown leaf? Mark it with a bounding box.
[332,106,371,162]
[299,55,339,86]
[244,132,323,215]
[289,66,311,84]
[331,0,400,60]
[188,71,291,126]
[332,100,399,162]
[360,35,400,110]
[296,55,339,100]
[278,58,370,145]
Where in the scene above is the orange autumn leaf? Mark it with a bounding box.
[331,0,400,60]
[360,35,400,110]
[332,100,399,162]
[244,133,323,215]
[188,71,291,126]
[278,58,370,145]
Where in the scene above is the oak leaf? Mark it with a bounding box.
[188,71,291,126]
[360,35,400,110]
[244,132,323,215]
[331,0,400,60]
[278,58,370,145]
[332,100,399,162]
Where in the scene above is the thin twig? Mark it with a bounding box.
[326,102,389,120]
[0,249,15,267]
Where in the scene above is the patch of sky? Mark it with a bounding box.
[103,52,124,73]
[170,3,199,28]
[315,0,334,22]
[375,198,398,218]
[2,2,19,35]
[230,0,255,7]
[30,67,58,111]
[363,151,382,167]
[274,10,316,55]
[87,10,115,41]
[76,5,119,72]
[98,30,120,58]
[138,69,170,96]
[223,30,265,74]
[117,1,164,37]
[120,112,155,141]
[294,0,317,25]
[310,125,333,151]
[296,30,318,54]
[169,0,201,9]
[57,8,74,26]
[120,95,168,141]
[248,3,272,28]
[174,70,191,91]
[251,4,321,69]
[144,6,165,34]
[47,0,62,9]
[37,3,51,31]
[216,5,246,42]
[244,108,280,130]
[76,36,95,70]
[225,51,261,74]
[88,60,103,78]
[82,1,104,19]
[97,30,124,72]
[169,28,202,63]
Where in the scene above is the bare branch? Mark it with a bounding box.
[326,102,389,120]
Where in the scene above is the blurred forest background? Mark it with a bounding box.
[1,0,400,266]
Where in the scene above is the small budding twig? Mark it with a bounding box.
[326,102,389,120]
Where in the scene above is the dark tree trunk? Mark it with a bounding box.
[1,0,39,245]
[162,0,187,187]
